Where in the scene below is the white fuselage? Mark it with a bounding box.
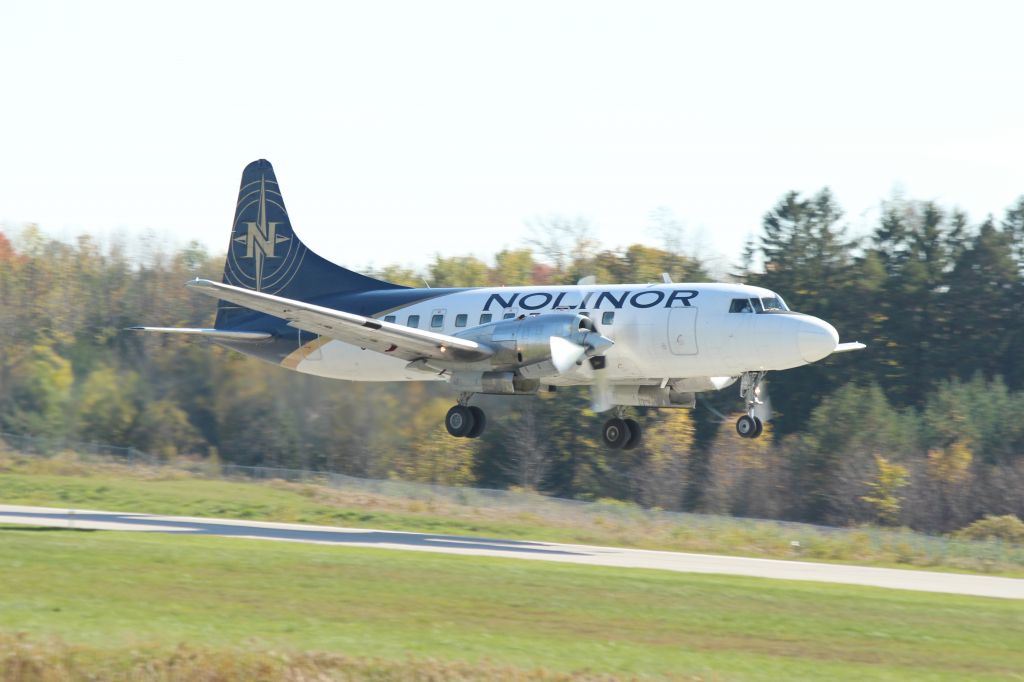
[287,282,839,386]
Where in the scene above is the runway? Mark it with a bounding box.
[1,504,1021,600]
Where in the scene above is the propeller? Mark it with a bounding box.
[548,331,614,374]
[550,336,588,373]
[547,330,616,412]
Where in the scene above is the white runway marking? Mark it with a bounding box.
[1,504,1020,600]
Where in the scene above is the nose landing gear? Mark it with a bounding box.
[736,371,766,439]
[445,393,486,439]
[736,414,763,439]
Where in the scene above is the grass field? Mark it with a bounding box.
[1,527,1022,681]
[1,452,1021,576]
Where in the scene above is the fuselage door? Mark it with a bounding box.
[667,307,698,356]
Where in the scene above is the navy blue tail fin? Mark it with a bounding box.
[215,159,403,328]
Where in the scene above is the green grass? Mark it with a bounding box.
[1,451,1022,577]
[1,528,1021,680]
[0,636,614,682]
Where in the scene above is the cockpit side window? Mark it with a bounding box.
[729,298,753,313]
[751,298,764,313]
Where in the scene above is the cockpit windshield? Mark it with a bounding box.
[728,295,791,313]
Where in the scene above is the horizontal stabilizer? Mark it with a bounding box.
[126,327,272,341]
[833,342,866,354]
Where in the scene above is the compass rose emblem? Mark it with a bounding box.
[224,171,305,295]
[233,177,290,291]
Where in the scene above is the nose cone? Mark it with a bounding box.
[586,333,615,356]
[798,317,839,363]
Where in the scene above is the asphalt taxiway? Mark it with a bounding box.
[1,504,1020,599]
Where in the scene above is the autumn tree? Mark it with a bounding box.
[632,410,694,510]
[860,455,910,526]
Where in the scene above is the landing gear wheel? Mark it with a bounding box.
[466,406,487,439]
[736,414,758,439]
[752,416,764,439]
[622,418,642,450]
[602,417,629,449]
[445,405,475,438]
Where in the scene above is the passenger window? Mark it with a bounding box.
[407,315,420,328]
[384,315,396,323]
[455,314,467,327]
[503,313,516,320]
[602,311,615,325]
[431,314,444,328]
[729,298,753,313]
[479,313,492,324]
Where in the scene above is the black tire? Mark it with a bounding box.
[736,414,757,439]
[466,406,486,438]
[752,416,764,439]
[622,418,642,450]
[602,417,629,449]
[445,405,475,438]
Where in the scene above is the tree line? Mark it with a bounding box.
[1,190,1023,533]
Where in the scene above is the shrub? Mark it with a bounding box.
[954,515,1024,544]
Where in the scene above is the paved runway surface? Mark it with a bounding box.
[2,504,1021,599]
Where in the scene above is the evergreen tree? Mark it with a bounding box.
[944,220,1021,385]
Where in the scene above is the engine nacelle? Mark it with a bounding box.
[610,385,697,408]
[455,313,607,373]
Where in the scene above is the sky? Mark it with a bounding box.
[2,1,1022,274]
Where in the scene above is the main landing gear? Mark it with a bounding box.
[601,410,642,450]
[736,371,765,439]
[445,393,486,439]
[444,393,644,449]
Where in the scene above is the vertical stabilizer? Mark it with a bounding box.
[215,159,402,328]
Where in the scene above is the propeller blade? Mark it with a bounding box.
[588,356,614,413]
[550,336,587,374]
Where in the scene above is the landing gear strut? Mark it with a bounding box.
[602,409,642,450]
[736,371,765,439]
[446,393,486,439]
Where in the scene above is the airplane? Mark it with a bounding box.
[130,159,864,449]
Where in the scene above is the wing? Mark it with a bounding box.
[833,342,866,354]
[186,279,493,363]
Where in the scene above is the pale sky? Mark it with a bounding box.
[2,1,1022,274]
